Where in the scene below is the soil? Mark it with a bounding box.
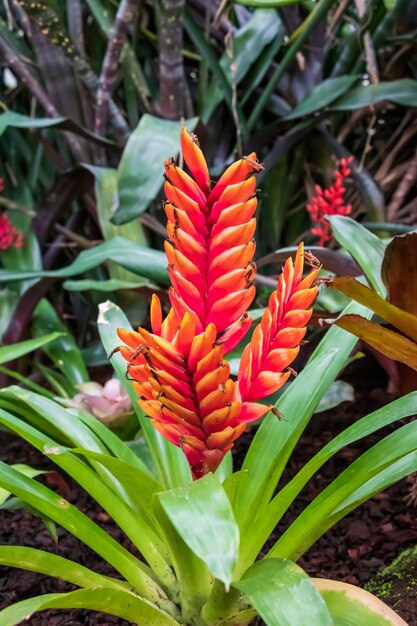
[1,355,417,625]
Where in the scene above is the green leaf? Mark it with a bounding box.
[0,546,127,591]
[0,237,169,285]
[86,165,147,246]
[113,115,198,225]
[285,76,359,119]
[0,111,66,134]
[0,456,157,597]
[234,559,332,626]
[0,587,181,626]
[32,300,89,385]
[332,79,417,110]
[332,314,417,370]
[0,386,107,452]
[330,276,417,342]
[0,332,62,365]
[329,216,387,295]
[0,464,45,505]
[233,299,374,577]
[64,277,155,291]
[271,419,417,561]
[0,111,115,146]
[246,393,417,573]
[202,10,282,122]
[234,0,304,5]
[158,473,239,587]
[0,405,174,592]
[66,448,161,514]
[97,300,192,488]
[314,579,405,626]
[314,380,354,413]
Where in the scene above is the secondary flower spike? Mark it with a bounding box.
[306,156,354,246]
[118,131,319,478]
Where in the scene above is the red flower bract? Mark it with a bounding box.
[306,156,354,246]
[118,130,319,478]
[0,181,24,251]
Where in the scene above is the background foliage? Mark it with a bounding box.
[0,0,416,386]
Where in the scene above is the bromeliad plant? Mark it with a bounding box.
[117,129,319,478]
[0,134,416,626]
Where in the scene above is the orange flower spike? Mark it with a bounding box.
[180,128,211,195]
[237,243,320,416]
[119,315,246,478]
[163,128,262,352]
[150,294,162,336]
[117,133,320,478]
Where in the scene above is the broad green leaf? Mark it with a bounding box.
[0,587,181,626]
[0,457,160,599]
[285,76,358,119]
[64,277,155,291]
[158,473,239,587]
[114,115,198,225]
[232,299,374,574]
[314,579,407,626]
[0,237,169,285]
[32,299,89,385]
[333,314,417,370]
[330,276,417,342]
[0,546,127,591]
[73,407,153,470]
[0,464,45,505]
[332,79,417,110]
[0,111,115,146]
[0,332,62,365]
[84,165,148,287]
[0,111,66,134]
[240,393,417,571]
[0,407,174,590]
[202,10,282,122]
[153,499,212,618]
[184,10,238,127]
[67,448,161,512]
[234,559,332,626]
[271,420,417,560]
[97,300,192,489]
[314,380,354,413]
[234,0,304,5]
[329,216,387,295]
[0,386,108,452]
[86,165,147,246]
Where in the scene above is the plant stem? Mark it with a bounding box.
[158,0,186,119]
[247,0,336,133]
[201,580,240,624]
[95,0,142,135]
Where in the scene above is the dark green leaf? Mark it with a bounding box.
[0,237,169,286]
[285,76,359,119]
[113,115,198,225]
[332,80,417,110]
[0,332,62,366]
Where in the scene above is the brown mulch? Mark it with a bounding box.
[1,355,417,625]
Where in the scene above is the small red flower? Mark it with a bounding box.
[0,180,24,251]
[306,156,354,246]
